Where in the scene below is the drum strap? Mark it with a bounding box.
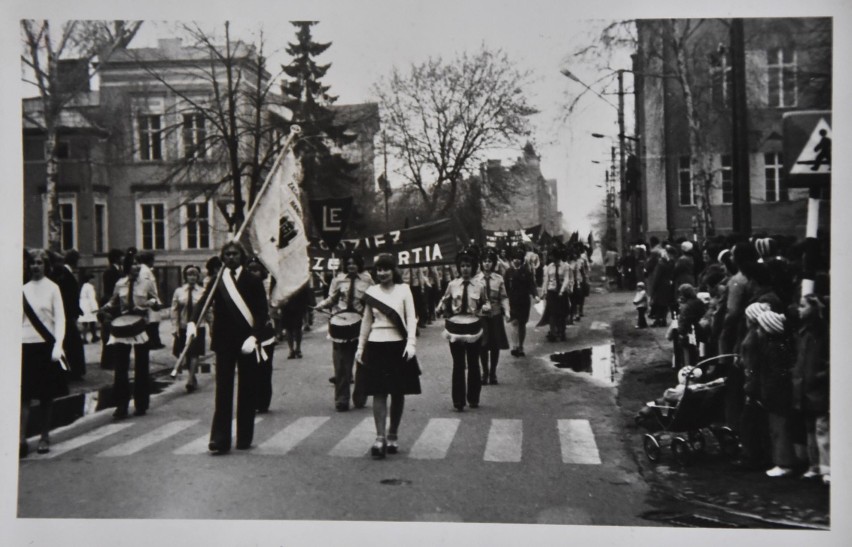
[364,292,408,339]
[23,293,56,344]
[219,269,255,328]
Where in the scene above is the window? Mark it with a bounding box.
[768,47,797,108]
[711,51,732,108]
[678,156,696,206]
[184,202,211,250]
[42,195,77,251]
[93,201,107,253]
[137,114,163,160]
[764,153,787,202]
[139,202,167,250]
[720,155,733,204]
[182,113,207,159]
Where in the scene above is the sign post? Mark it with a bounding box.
[783,110,831,296]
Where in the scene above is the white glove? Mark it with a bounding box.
[241,336,258,355]
[355,348,364,364]
[402,343,416,360]
[186,322,197,338]
[51,344,63,362]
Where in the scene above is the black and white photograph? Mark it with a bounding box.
[3,0,849,545]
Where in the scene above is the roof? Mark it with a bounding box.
[102,40,259,66]
[22,93,105,133]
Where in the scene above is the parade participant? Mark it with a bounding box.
[574,244,591,320]
[440,249,485,411]
[564,247,579,325]
[99,249,124,370]
[539,244,571,342]
[187,241,268,454]
[280,284,311,359]
[21,249,68,457]
[474,249,510,385]
[99,253,161,420]
[170,265,209,394]
[506,247,540,357]
[314,251,373,411]
[50,249,86,379]
[355,253,420,458]
[137,252,164,350]
[78,272,100,343]
[246,257,277,413]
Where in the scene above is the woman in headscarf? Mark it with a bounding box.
[355,253,420,458]
[21,249,69,456]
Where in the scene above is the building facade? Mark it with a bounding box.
[22,38,378,290]
[634,18,832,242]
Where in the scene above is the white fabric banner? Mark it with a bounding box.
[248,149,310,306]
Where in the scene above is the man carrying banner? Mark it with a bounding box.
[188,241,269,455]
[314,250,373,411]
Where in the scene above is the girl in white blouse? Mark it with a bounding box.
[21,249,68,457]
[356,253,419,459]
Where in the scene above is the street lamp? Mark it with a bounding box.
[562,68,630,252]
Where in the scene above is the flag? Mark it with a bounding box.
[248,148,310,306]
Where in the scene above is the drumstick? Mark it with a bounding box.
[309,306,333,316]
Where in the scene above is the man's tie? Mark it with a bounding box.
[461,280,470,314]
[346,274,357,311]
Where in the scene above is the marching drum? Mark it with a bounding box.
[443,314,483,343]
[110,314,148,338]
[328,311,362,342]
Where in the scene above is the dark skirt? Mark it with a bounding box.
[21,343,69,401]
[480,314,510,350]
[172,327,207,358]
[508,296,532,323]
[362,340,421,396]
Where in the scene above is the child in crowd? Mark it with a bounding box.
[633,281,648,328]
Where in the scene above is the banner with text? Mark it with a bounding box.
[484,225,542,248]
[309,218,458,271]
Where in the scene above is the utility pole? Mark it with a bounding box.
[617,69,626,251]
[730,18,751,235]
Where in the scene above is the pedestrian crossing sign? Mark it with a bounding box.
[783,110,831,188]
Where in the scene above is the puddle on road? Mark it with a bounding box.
[550,344,616,383]
[380,478,413,486]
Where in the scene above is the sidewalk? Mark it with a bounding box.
[604,285,830,529]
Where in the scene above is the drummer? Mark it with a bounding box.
[99,253,161,420]
[473,248,510,385]
[314,250,374,411]
[441,248,486,411]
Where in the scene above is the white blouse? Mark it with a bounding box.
[22,277,66,345]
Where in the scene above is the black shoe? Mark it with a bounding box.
[113,408,128,420]
[328,376,336,384]
[510,349,519,357]
[470,403,479,408]
[490,375,498,385]
[185,381,198,393]
[371,439,387,459]
[336,404,350,412]
[208,442,230,455]
[36,439,50,454]
[453,405,464,412]
[481,376,489,386]
[236,442,252,450]
[517,349,525,356]
[287,351,296,359]
[387,436,399,454]
[133,409,147,417]
[546,333,556,342]
[295,350,303,358]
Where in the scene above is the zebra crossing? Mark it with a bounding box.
[27,415,603,464]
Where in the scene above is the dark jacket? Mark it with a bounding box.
[102,264,123,305]
[649,256,674,309]
[505,265,537,321]
[742,326,794,414]
[51,266,82,322]
[196,268,269,354]
[672,255,696,290]
[792,322,829,415]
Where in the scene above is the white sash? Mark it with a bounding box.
[221,270,255,327]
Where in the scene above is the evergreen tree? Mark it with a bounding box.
[279,21,358,202]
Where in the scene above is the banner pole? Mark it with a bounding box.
[170,126,302,378]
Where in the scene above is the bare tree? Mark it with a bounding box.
[373,46,537,218]
[21,19,142,251]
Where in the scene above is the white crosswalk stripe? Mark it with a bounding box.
[41,416,602,465]
[173,417,263,455]
[484,419,523,462]
[98,420,199,457]
[38,422,135,459]
[590,321,610,331]
[408,418,460,460]
[258,417,330,455]
[557,419,601,464]
[328,417,375,457]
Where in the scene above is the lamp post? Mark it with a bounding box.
[562,68,629,252]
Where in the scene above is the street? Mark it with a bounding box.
[17,292,652,525]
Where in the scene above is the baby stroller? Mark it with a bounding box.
[637,354,740,466]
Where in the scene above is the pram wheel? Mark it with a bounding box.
[643,434,661,463]
[671,436,692,466]
[713,427,740,459]
[688,430,705,453]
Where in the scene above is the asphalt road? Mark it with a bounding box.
[17,295,652,526]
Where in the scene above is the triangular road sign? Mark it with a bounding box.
[791,118,831,174]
